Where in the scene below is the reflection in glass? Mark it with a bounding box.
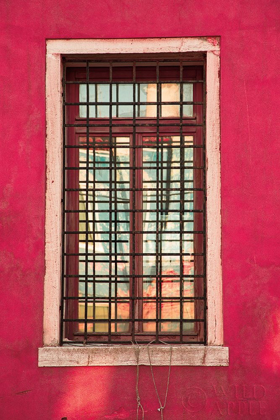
[139,84,157,117]
[78,137,130,333]
[142,136,195,332]
[76,134,200,335]
[79,84,96,117]
[79,82,193,118]
[161,83,193,117]
[183,83,193,117]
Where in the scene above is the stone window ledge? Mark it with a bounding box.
[38,345,229,367]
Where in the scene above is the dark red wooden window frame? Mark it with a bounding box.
[62,62,205,344]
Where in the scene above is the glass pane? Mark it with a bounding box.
[97,84,109,102]
[139,83,157,102]
[139,105,157,117]
[97,105,110,118]
[78,136,130,333]
[143,299,156,332]
[79,84,96,117]
[161,83,179,117]
[183,83,193,117]
[112,300,130,332]
[117,84,134,117]
[161,83,180,102]
[139,84,157,117]
[95,304,109,332]
[79,80,194,118]
[142,136,196,332]
[118,84,134,102]
[118,105,134,117]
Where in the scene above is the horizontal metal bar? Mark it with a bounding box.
[63,296,205,301]
[64,229,204,234]
[64,274,203,278]
[66,166,203,171]
[65,122,204,127]
[65,209,198,214]
[64,252,204,256]
[65,80,205,84]
[65,187,204,192]
[65,145,204,149]
[63,318,205,323]
[65,101,203,106]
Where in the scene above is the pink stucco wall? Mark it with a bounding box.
[1,1,280,418]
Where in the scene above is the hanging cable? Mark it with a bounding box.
[133,340,172,420]
[133,341,145,420]
[147,341,172,420]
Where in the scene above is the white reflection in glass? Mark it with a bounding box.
[79,84,96,117]
[78,137,130,333]
[183,83,193,117]
[79,82,194,118]
[142,136,195,332]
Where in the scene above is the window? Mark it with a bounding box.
[63,61,205,344]
[39,38,228,366]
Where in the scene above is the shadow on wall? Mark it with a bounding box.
[262,307,280,374]
[53,362,186,420]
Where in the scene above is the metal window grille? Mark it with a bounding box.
[61,56,206,345]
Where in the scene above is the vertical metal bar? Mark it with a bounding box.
[113,128,118,334]
[92,64,96,334]
[84,60,90,342]
[108,62,113,342]
[137,83,140,118]
[159,71,164,331]
[116,82,119,118]
[95,79,97,118]
[159,129,163,330]
[179,61,184,343]
[131,63,136,341]
[92,136,96,334]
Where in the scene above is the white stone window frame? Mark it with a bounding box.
[39,37,228,367]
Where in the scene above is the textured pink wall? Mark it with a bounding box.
[1,0,280,418]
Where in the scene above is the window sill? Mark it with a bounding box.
[38,345,229,367]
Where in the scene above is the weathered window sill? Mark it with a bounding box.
[38,345,229,367]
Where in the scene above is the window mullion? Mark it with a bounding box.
[179,61,184,342]
[113,135,118,335]
[84,60,90,342]
[108,63,113,342]
[131,62,136,339]
[134,134,143,334]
